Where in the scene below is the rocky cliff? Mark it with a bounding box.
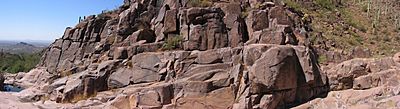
[10,0,326,108]
[1,0,399,109]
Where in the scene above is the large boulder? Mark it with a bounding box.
[15,68,54,89]
[237,45,328,109]
[250,46,300,91]
[61,71,86,102]
[108,68,132,89]
[49,60,120,103]
[131,53,161,72]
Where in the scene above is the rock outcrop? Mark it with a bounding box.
[13,0,327,108]
[38,0,309,75]
[2,0,400,108]
[294,54,400,109]
[37,44,327,108]
[326,57,399,91]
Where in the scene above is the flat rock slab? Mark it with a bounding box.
[0,92,39,109]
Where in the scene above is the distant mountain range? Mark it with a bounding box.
[0,40,50,54]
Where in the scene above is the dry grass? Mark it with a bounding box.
[283,0,400,57]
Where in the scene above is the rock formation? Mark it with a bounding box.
[1,0,399,109]
[0,0,328,108]
[294,54,400,109]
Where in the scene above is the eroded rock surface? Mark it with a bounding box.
[295,53,400,109]
[8,0,400,109]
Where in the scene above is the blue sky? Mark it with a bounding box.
[0,0,123,41]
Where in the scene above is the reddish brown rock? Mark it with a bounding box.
[113,47,128,59]
[27,1,330,109]
[163,9,178,34]
[394,52,400,63]
[250,46,300,91]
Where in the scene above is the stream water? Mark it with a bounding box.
[3,84,23,92]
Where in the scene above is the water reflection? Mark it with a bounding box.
[3,84,23,92]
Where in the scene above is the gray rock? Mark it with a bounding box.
[195,49,221,64]
[108,68,133,89]
[131,66,160,84]
[131,53,161,72]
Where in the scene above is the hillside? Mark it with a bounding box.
[0,41,44,73]
[0,52,41,73]
[282,0,400,63]
[0,41,48,54]
[0,0,399,109]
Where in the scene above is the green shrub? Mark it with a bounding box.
[253,3,262,9]
[284,0,304,12]
[340,8,367,32]
[347,19,367,32]
[97,9,114,19]
[240,7,251,19]
[361,4,368,12]
[162,35,183,50]
[314,0,335,10]
[318,55,328,64]
[0,52,41,73]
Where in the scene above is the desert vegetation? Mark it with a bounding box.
[162,35,183,50]
[0,52,41,73]
[284,0,400,56]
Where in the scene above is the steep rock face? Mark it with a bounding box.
[23,0,326,108]
[38,0,308,75]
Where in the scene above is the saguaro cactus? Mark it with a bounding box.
[367,0,371,17]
